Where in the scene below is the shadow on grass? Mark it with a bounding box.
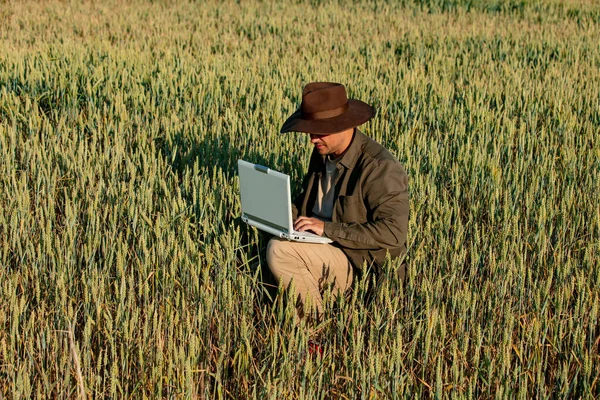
[159,130,282,306]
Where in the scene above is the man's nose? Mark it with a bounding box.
[309,134,320,143]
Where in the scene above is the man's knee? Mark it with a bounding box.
[266,238,294,275]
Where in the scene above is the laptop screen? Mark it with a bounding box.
[238,160,293,233]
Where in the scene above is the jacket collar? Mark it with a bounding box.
[337,128,364,170]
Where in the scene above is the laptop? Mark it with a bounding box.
[238,159,333,244]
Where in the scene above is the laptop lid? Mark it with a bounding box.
[238,159,293,234]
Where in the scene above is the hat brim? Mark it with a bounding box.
[280,99,374,135]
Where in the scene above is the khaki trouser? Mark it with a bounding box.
[266,237,353,315]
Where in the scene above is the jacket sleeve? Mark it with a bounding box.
[323,160,409,250]
[291,197,302,221]
[291,167,312,220]
[291,151,320,221]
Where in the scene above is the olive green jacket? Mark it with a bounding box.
[292,129,409,275]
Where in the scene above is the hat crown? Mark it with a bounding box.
[301,83,349,119]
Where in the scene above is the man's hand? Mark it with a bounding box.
[294,216,325,236]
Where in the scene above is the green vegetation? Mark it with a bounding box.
[0,0,598,397]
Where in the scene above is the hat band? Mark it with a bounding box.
[302,103,349,120]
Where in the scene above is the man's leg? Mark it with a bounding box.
[266,237,353,315]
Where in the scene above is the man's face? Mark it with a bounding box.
[308,128,354,158]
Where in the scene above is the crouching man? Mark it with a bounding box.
[267,82,409,317]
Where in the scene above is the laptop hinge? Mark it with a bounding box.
[243,213,287,232]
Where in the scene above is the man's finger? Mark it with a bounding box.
[293,216,310,228]
[294,220,312,231]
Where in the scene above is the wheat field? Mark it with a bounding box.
[0,0,599,398]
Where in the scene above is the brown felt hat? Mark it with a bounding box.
[280,82,374,135]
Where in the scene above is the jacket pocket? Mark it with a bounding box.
[336,195,367,223]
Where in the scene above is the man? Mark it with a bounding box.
[267,82,409,316]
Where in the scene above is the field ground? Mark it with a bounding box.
[1,0,599,398]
